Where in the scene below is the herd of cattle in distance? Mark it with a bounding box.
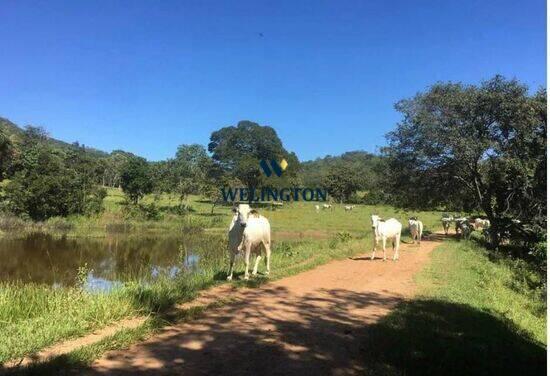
[225,203,492,280]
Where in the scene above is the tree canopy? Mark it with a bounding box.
[385,75,546,247]
[120,156,153,204]
[208,120,299,189]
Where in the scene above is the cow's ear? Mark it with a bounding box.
[231,207,237,213]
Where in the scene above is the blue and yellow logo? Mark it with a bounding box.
[259,159,288,177]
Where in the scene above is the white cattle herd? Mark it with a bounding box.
[226,204,493,279]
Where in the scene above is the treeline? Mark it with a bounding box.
[0,76,546,262]
[0,118,382,222]
[301,151,389,204]
[383,76,546,266]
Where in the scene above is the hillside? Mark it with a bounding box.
[0,117,108,158]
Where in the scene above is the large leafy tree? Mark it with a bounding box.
[386,76,546,247]
[173,144,212,207]
[102,150,134,188]
[208,121,298,189]
[120,156,153,204]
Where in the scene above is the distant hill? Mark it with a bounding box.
[0,117,108,158]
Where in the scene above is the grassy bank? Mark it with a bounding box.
[0,188,446,239]
[0,230,375,365]
[363,240,546,375]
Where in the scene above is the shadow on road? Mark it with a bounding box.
[8,285,545,376]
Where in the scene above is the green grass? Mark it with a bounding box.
[0,283,137,364]
[363,240,546,375]
[0,230,372,366]
[1,190,543,373]
[0,188,447,239]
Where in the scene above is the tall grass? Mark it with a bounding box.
[0,283,136,363]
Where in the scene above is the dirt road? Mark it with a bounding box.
[86,236,442,375]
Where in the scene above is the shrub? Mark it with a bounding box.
[84,186,107,216]
[122,202,162,221]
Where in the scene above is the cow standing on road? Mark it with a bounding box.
[371,215,402,261]
[408,217,423,244]
[227,204,271,281]
[441,214,453,235]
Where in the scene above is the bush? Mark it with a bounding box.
[84,186,107,216]
[122,202,162,221]
[361,190,388,205]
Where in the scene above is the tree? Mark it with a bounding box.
[0,128,12,180]
[208,121,297,190]
[323,164,361,203]
[102,150,133,188]
[120,156,153,204]
[4,129,93,220]
[385,76,546,248]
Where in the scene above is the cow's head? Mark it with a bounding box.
[232,204,251,227]
[371,215,381,229]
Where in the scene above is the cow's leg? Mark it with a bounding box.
[371,237,378,260]
[252,254,262,276]
[264,241,271,276]
[227,251,236,281]
[393,234,401,261]
[382,237,387,261]
[243,243,251,280]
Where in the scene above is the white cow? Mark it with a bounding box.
[458,220,474,239]
[323,204,332,210]
[454,217,469,234]
[441,214,453,235]
[408,217,423,244]
[371,215,402,261]
[227,204,271,281]
[344,205,355,211]
[474,218,490,230]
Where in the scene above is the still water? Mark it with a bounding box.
[0,232,227,292]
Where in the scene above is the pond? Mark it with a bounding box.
[0,232,227,292]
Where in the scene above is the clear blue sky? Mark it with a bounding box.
[1,0,546,161]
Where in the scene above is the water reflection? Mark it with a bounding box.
[0,232,224,291]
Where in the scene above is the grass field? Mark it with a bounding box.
[0,191,545,373]
[0,188,447,238]
[363,240,547,375]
